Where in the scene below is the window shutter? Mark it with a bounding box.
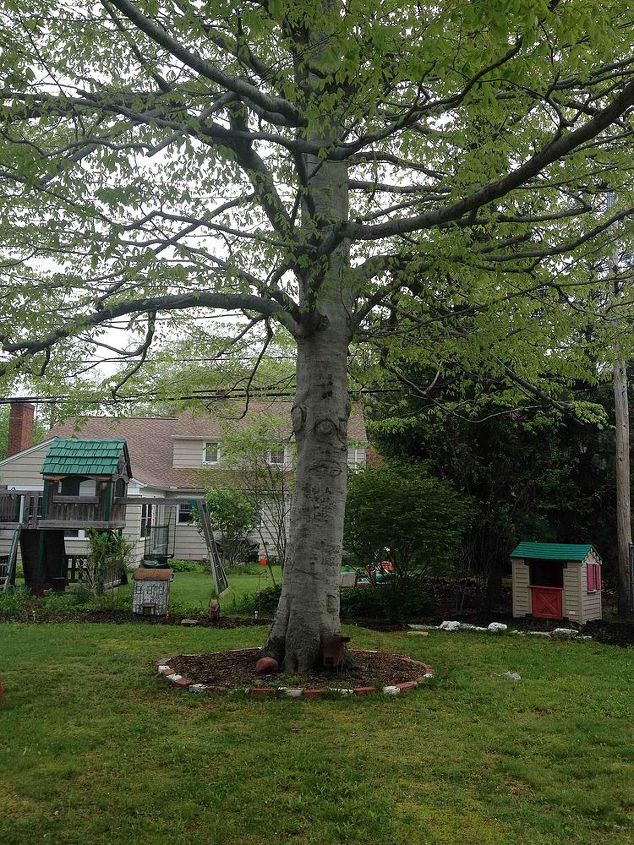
[586,563,595,592]
[595,564,601,591]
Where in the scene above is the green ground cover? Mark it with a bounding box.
[0,624,632,845]
[117,564,281,613]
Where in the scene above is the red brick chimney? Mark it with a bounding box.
[7,402,35,457]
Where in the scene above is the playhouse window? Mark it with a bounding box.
[587,562,601,592]
[529,559,564,589]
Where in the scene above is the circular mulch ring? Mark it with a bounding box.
[156,648,434,698]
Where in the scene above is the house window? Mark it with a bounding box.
[203,441,220,464]
[347,446,366,466]
[268,445,286,465]
[178,503,194,524]
[587,562,601,593]
[141,503,152,538]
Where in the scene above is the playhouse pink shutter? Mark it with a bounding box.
[586,562,601,592]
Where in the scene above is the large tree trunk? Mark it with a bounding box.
[265,37,352,670]
[266,316,352,672]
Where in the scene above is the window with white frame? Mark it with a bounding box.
[203,441,220,464]
[268,445,286,465]
[348,445,366,466]
[178,503,194,524]
[140,503,153,538]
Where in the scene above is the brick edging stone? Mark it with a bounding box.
[156,648,434,698]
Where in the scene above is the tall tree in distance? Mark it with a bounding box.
[1,1,633,669]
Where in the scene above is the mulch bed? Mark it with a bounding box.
[167,648,429,689]
[583,619,634,647]
[0,609,268,627]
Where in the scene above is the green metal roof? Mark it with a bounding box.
[42,438,129,477]
[511,542,595,561]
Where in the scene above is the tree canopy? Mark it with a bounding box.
[1,0,633,667]
[0,0,632,393]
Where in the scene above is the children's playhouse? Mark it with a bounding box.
[510,542,602,623]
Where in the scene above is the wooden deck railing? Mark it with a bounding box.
[0,490,126,529]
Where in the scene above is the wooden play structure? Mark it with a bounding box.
[511,542,602,623]
[0,434,228,597]
[0,439,131,594]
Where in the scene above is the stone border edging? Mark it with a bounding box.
[155,648,434,698]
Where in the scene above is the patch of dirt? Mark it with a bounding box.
[583,618,634,647]
[167,648,430,688]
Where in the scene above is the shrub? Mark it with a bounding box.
[204,489,257,567]
[85,529,133,597]
[236,583,436,622]
[0,586,31,619]
[168,559,202,573]
[345,463,472,582]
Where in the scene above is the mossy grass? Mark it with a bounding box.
[1,624,633,844]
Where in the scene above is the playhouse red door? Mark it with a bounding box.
[530,586,563,619]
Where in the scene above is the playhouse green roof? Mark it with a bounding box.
[42,439,128,477]
[511,542,594,561]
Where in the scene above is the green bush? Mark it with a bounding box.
[236,583,436,622]
[168,559,202,573]
[0,586,31,619]
[340,585,436,621]
[345,463,472,581]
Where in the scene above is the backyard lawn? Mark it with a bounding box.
[1,623,633,845]
[117,564,281,613]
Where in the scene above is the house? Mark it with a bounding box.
[0,400,368,570]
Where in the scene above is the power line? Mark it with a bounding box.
[0,386,402,407]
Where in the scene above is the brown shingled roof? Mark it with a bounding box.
[47,401,367,492]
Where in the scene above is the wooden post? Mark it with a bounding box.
[103,481,113,523]
[613,359,633,617]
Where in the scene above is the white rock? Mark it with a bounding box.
[330,688,354,696]
[383,685,401,695]
[487,622,508,633]
[439,620,461,631]
[526,631,551,638]
[279,687,303,698]
[474,626,489,632]
[503,671,522,681]
[459,623,477,631]
[165,673,183,682]
[423,672,434,679]
[551,628,579,639]
[188,684,207,693]
[408,624,437,630]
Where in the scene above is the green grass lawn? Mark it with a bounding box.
[1,624,633,845]
[102,565,280,614]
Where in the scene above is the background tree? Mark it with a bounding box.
[0,1,633,669]
[207,415,294,569]
[344,463,471,584]
[204,488,257,569]
[369,373,618,609]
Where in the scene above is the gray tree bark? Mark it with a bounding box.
[265,40,354,669]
